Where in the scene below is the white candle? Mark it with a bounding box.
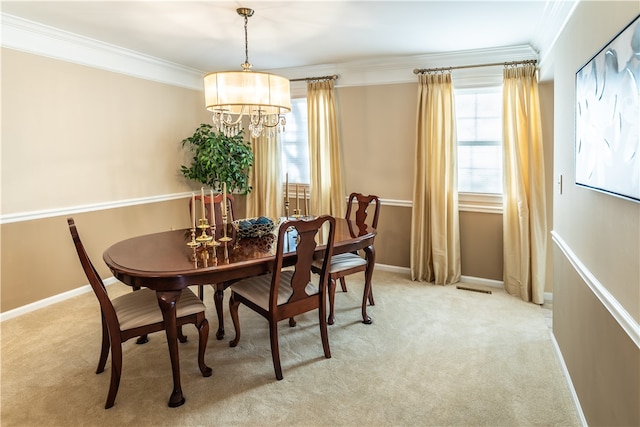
[191,192,196,229]
[200,187,206,222]
[285,172,289,204]
[223,182,227,219]
[296,184,299,211]
[304,187,308,216]
[210,189,215,226]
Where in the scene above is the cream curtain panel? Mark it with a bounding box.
[502,64,548,304]
[411,72,461,285]
[307,80,346,218]
[246,133,283,219]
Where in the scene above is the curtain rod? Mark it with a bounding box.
[413,59,537,75]
[290,74,339,82]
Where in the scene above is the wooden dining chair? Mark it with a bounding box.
[67,218,212,409]
[311,193,380,325]
[228,215,336,380]
[189,192,236,339]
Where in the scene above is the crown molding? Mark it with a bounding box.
[1,13,204,90]
[2,12,537,90]
[278,45,538,87]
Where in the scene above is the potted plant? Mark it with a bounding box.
[180,123,254,194]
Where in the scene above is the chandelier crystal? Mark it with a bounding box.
[204,8,291,138]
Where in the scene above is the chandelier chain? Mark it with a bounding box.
[244,14,249,68]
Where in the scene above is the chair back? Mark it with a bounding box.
[67,218,119,326]
[345,193,380,233]
[190,193,236,226]
[271,215,336,309]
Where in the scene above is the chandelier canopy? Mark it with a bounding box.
[204,8,291,138]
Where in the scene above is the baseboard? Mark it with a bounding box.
[374,263,411,274]
[460,275,503,288]
[549,331,588,426]
[0,277,118,322]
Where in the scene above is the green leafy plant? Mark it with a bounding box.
[180,124,254,194]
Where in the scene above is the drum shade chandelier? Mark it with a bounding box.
[204,8,291,138]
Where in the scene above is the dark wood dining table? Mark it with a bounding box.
[103,216,376,407]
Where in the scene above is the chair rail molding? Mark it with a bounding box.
[2,194,508,224]
[0,192,193,225]
[552,230,640,349]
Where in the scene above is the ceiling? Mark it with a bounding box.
[1,1,576,74]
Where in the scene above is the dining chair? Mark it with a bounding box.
[311,192,380,325]
[189,193,236,339]
[228,215,336,380]
[67,218,212,409]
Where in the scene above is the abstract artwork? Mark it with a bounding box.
[575,14,640,202]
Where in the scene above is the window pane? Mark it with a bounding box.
[458,145,503,193]
[281,98,310,184]
[455,87,503,194]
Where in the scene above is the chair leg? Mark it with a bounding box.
[289,317,297,327]
[198,285,204,301]
[228,293,241,348]
[96,315,110,374]
[318,300,332,360]
[269,319,283,380]
[196,317,212,377]
[177,326,188,343]
[105,338,123,409]
[368,287,375,306]
[214,285,225,340]
[328,278,337,325]
[339,276,348,292]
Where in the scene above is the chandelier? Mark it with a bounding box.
[204,8,291,138]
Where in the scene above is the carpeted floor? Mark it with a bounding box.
[1,270,581,426]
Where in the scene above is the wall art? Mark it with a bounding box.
[575,14,639,202]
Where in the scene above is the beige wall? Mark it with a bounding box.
[1,49,210,214]
[543,2,640,425]
[460,211,503,281]
[337,83,416,201]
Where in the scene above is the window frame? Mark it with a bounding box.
[454,84,504,213]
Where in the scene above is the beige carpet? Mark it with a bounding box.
[1,270,580,426]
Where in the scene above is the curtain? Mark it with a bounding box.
[410,72,461,285]
[246,133,283,219]
[307,80,346,218]
[502,64,547,304]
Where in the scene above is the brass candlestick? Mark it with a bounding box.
[196,218,213,245]
[284,199,290,218]
[218,212,232,242]
[187,228,201,249]
[207,224,220,248]
[187,227,200,267]
[292,208,302,219]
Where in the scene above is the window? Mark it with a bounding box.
[455,87,503,194]
[281,98,310,185]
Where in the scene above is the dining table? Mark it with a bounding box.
[103,216,376,407]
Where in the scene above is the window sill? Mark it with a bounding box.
[459,192,503,214]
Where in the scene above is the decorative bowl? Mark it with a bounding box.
[232,216,276,238]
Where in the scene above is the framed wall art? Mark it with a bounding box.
[575,14,640,202]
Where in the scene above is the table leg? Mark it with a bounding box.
[214,285,225,340]
[362,245,375,324]
[157,290,185,408]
